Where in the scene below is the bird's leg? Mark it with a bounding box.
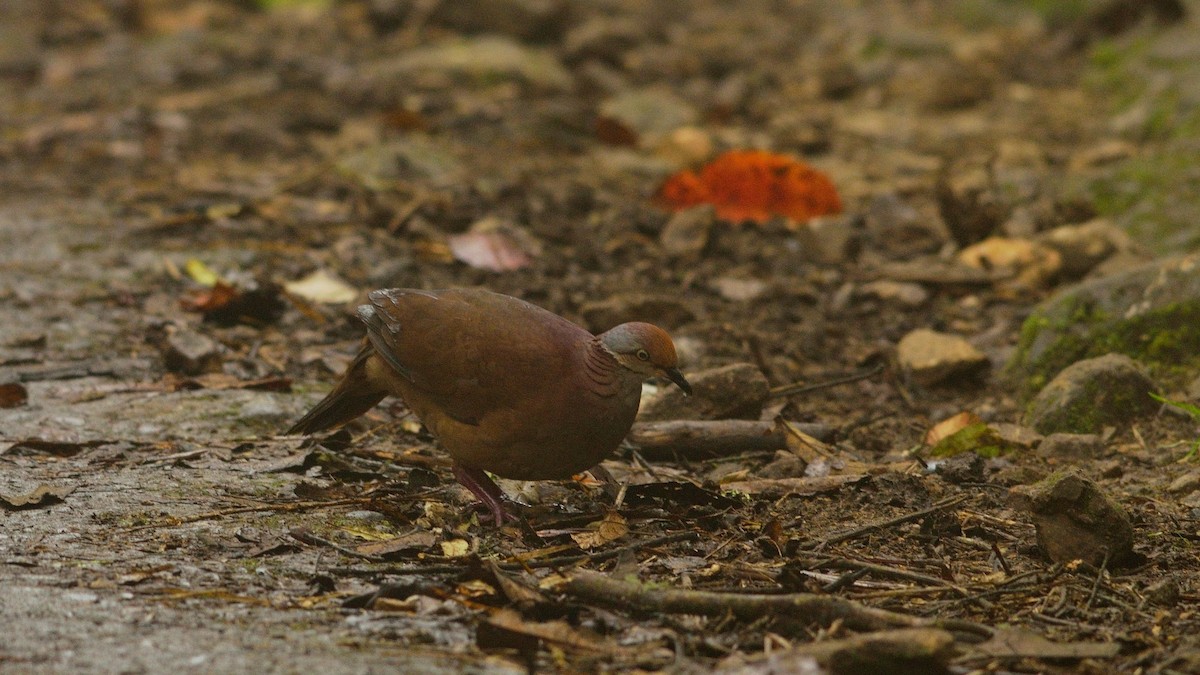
[452,463,517,526]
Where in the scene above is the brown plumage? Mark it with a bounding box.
[287,288,690,525]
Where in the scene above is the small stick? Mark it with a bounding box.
[127,498,373,531]
[561,570,993,638]
[769,364,884,398]
[629,420,832,458]
[290,528,385,562]
[802,495,968,550]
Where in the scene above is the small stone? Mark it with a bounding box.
[1008,471,1135,566]
[161,329,222,375]
[1038,219,1135,278]
[796,215,859,264]
[1143,576,1182,607]
[857,280,929,308]
[343,510,387,522]
[991,423,1043,450]
[654,126,714,167]
[1095,459,1124,479]
[598,87,698,145]
[1167,471,1200,496]
[660,205,714,259]
[935,452,985,484]
[758,451,807,479]
[579,294,696,334]
[710,276,769,302]
[563,16,644,64]
[897,329,989,387]
[1025,353,1159,435]
[957,236,1062,290]
[639,363,770,421]
[1038,433,1105,459]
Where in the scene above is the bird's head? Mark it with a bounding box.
[599,322,692,395]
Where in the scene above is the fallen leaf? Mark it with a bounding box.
[656,149,842,224]
[721,474,867,496]
[0,382,28,408]
[1,484,75,510]
[356,530,438,558]
[447,218,540,272]
[571,511,629,549]
[925,412,982,446]
[284,269,359,304]
[184,258,222,286]
[457,579,496,598]
[441,539,471,557]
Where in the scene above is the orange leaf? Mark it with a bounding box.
[656,149,841,224]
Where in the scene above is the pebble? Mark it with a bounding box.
[1025,353,1159,435]
[1009,471,1135,566]
[1167,471,1200,497]
[897,329,989,387]
[161,329,222,375]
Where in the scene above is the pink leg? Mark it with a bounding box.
[452,463,517,526]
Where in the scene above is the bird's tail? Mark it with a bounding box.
[286,344,387,436]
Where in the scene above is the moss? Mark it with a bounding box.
[1012,297,1200,400]
[929,423,1006,458]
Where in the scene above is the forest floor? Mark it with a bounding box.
[3,1,1200,673]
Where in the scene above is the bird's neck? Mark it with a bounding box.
[583,338,638,400]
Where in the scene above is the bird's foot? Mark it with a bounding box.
[452,463,519,527]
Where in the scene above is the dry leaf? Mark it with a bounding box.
[925,412,982,446]
[441,539,470,557]
[571,511,629,549]
[1,484,75,510]
[0,382,28,408]
[447,218,540,272]
[656,149,842,224]
[284,269,358,304]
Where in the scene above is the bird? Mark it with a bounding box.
[286,288,691,526]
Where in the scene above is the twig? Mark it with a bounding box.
[801,557,992,609]
[331,531,701,577]
[769,364,884,398]
[803,495,968,551]
[561,570,993,639]
[127,498,373,531]
[290,528,386,562]
[628,420,832,458]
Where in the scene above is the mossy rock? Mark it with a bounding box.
[1025,353,1159,435]
[1008,254,1200,398]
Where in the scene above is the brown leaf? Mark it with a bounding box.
[722,474,867,496]
[355,530,438,558]
[571,511,629,549]
[924,411,982,446]
[1,484,75,510]
[0,382,28,408]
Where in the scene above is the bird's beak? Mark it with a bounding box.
[663,367,692,396]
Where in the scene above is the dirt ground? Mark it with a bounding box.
[3,1,1200,673]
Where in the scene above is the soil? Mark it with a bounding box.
[2,1,1199,673]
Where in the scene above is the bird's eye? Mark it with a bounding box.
[636,349,650,361]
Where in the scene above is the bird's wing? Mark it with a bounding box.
[358,288,589,426]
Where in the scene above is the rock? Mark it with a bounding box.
[597,87,698,145]
[897,329,989,387]
[1168,471,1200,496]
[796,215,860,264]
[710,276,769,302]
[1009,254,1200,396]
[864,193,946,258]
[1095,459,1124,479]
[991,423,1043,450]
[639,363,770,421]
[857,280,929,308]
[1143,576,1182,608]
[429,0,571,42]
[579,294,696,333]
[660,205,714,259]
[957,237,1062,290]
[919,58,993,110]
[1037,219,1136,278]
[562,16,644,64]
[935,452,985,484]
[758,451,807,479]
[359,36,571,92]
[337,136,464,189]
[161,329,222,375]
[816,58,860,99]
[1008,471,1135,566]
[1037,433,1105,459]
[1024,353,1159,435]
[654,126,714,167]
